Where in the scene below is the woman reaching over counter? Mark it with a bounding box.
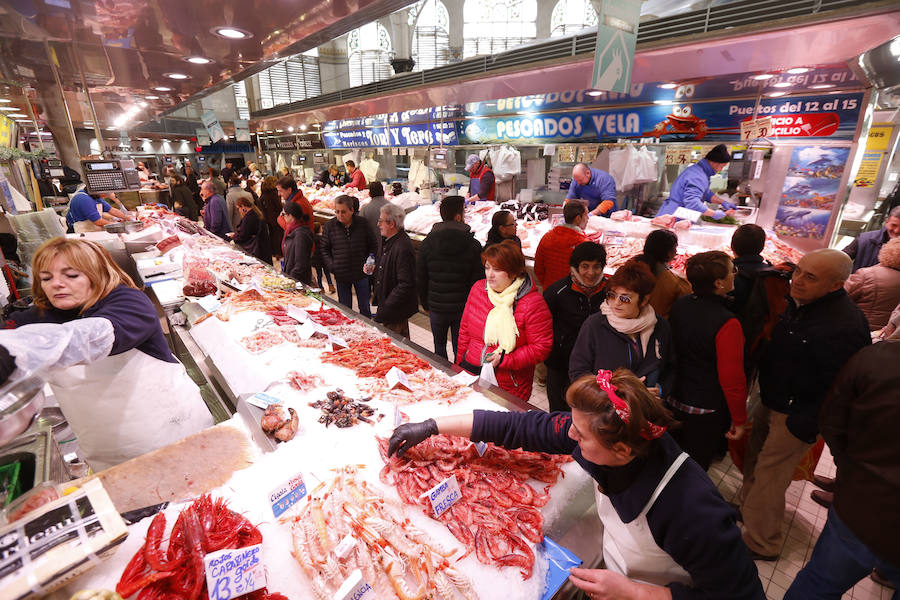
[0,238,214,471]
[388,368,765,600]
[281,201,315,285]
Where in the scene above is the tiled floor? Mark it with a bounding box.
[326,291,893,599]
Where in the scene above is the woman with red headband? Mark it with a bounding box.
[388,368,764,600]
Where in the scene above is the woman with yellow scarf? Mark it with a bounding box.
[456,240,553,401]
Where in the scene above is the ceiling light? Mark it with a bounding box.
[810,84,835,89]
[164,72,190,80]
[768,91,787,97]
[185,56,213,64]
[299,124,307,131]
[753,74,775,80]
[138,101,148,107]
[7,113,27,118]
[0,107,18,111]
[586,90,604,96]
[786,67,809,74]
[773,82,791,88]
[211,26,252,39]
[287,126,294,132]
[153,86,173,92]
[658,83,678,89]
[275,129,283,133]
[145,95,159,100]
[0,98,11,103]
[653,100,673,105]
[106,126,115,130]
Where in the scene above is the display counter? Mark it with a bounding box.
[10,205,600,600]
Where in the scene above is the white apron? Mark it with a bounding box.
[595,452,692,587]
[47,348,214,472]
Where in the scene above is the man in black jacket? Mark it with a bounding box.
[843,206,900,272]
[416,196,483,360]
[542,242,606,411]
[372,203,417,338]
[786,341,900,597]
[320,195,376,318]
[739,249,870,560]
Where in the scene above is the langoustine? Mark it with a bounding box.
[377,435,571,579]
[287,466,477,600]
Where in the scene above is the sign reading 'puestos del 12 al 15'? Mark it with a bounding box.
[457,93,863,145]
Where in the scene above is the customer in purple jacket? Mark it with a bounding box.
[200,180,232,240]
[388,368,764,600]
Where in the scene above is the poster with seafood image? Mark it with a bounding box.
[773,146,850,239]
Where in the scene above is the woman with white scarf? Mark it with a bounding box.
[569,260,675,400]
[456,240,553,401]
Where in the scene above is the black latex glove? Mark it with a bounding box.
[388,418,438,458]
[0,345,16,386]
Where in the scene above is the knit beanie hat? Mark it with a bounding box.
[705,144,731,163]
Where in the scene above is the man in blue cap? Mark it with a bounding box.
[565,163,618,217]
[465,154,495,202]
[657,144,737,220]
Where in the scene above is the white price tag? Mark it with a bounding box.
[421,475,461,519]
[247,392,281,409]
[328,335,349,349]
[473,441,488,456]
[204,544,265,600]
[269,473,307,517]
[307,300,323,312]
[296,321,318,340]
[287,305,309,323]
[333,534,357,560]
[325,341,333,352]
[393,403,404,428]
[196,295,221,313]
[386,366,412,391]
[334,569,375,600]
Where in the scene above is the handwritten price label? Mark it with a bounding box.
[204,544,265,600]
[386,366,412,391]
[335,569,376,600]
[269,473,307,517]
[286,305,309,323]
[422,475,461,518]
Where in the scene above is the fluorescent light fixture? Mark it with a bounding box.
[138,101,148,107]
[768,91,787,97]
[586,90,604,96]
[810,84,835,89]
[153,86,173,92]
[7,113,27,118]
[773,82,791,88]
[145,95,159,100]
[786,67,809,74]
[653,100,673,105]
[211,26,252,39]
[275,129,283,133]
[753,74,775,80]
[0,98,11,103]
[185,56,212,64]
[0,107,18,111]
[658,83,678,89]
[164,72,190,80]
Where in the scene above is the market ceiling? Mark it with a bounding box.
[0,0,414,131]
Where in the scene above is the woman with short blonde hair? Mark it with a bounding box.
[845,237,900,330]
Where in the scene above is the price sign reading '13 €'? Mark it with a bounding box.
[204,544,265,600]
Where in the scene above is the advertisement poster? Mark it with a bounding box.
[234,119,250,142]
[853,126,893,188]
[201,110,226,143]
[774,146,850,239]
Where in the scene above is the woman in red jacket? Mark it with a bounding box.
[456,240,553,401]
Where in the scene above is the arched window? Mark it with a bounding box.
[463,0,537,58]
[348,22,393,86]
[411,0,450,71]
[550,0,598,37]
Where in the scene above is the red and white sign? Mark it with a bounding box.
[768,113,840,137]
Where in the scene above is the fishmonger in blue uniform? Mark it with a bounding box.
[657,145,737,220]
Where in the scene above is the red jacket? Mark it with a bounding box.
[456,277,553,401]
[533,225,586,290]
[347,169,367,190]
[277,190,314,233]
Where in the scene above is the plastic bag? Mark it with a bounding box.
[608,147,630,191]
[489,146,522,182]
[182,256,216,297]
[0,317,115,374]
[479,361,499,387]
[359,157,380,183]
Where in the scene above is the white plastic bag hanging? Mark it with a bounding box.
[359,157,380,183]
[479,361,499,387]
[489,146,522,183]
[608,147,630,191]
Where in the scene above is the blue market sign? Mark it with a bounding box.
[323,121,458,149]
[198,142,254,154]
[457,93,863,145]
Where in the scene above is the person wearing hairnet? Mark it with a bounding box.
[465,154,495,203]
